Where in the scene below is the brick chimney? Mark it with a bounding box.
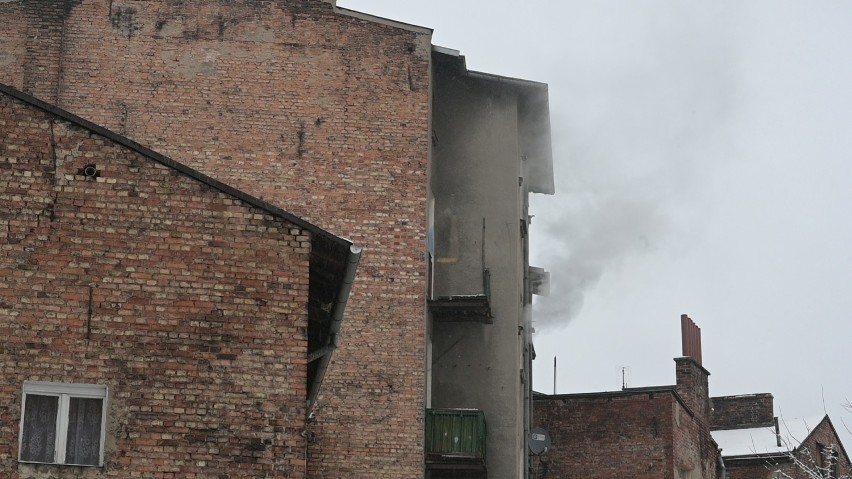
[675,315,711,423]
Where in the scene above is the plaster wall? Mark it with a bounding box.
[430,67,526,479]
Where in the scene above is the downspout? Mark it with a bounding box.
[307,244,363,414]
[718,451,727,479]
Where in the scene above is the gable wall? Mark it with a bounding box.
[0,1,432,476]
[0,93,311,477]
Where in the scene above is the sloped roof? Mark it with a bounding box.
[712,415,827,458]
[432,46,555,195]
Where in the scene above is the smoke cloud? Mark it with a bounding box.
[530,1,743,330]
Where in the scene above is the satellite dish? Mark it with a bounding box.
[528,427,551,455]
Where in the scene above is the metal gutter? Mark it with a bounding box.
[307,244,363,413]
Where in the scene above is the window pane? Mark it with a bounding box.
[65,397,103,466]
[21,394,58,463]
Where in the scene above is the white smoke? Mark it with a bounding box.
[530,0,743,329]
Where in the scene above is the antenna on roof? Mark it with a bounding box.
[621,366,630,390]
[553,356,557,395]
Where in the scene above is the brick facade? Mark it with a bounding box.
[710,394,775,430]
[0,1,432,476]
[723,418,852,479]
[533,388,718,479]
[712,394,852,479]
[0,90,318,477]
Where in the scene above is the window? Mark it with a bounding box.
[19,381,108,467]
[818,443,840,479]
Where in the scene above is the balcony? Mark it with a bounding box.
[425,408,487,478]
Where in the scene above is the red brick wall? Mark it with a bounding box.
[533,391,719,479]
[0,1,432,477]
[533,393,675,479]
[676,357,712,424]
[794,418,852,478]
[724,460,779,479]
[710,394,774,429]
[672,400,719,479]
[0,93,311,477]
[724,418,851,479]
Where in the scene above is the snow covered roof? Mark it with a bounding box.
[712,415,827,458]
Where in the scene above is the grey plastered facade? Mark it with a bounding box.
[428,47,554,479]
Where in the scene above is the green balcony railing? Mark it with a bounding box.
[425,408,487,462]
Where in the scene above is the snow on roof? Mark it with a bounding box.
[712,416,827,457]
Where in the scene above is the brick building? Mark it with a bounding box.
[711,395,852,479]
[0,1,554,477]
[532,316,720,479]
[532,316,851,479]
[0,84,359,476]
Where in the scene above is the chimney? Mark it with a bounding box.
[675,314,711,423]
[681,314,702,364]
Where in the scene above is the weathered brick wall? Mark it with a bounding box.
[0,1,432,477]
[533,391,720,479]
[676,357,712,425]
[724,461,778,479]
[782,418,851,479]
[710,394,775,430]
[672,400,719,479]
[0,93,312,477]
[724,418,852,479]
[533,393,675,478]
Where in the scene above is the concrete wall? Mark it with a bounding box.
[0,92,311,477]
[0,1,432,476]
[430,64,527,478]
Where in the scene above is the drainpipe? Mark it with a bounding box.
[718,451,727,479]
[307,244,363,414]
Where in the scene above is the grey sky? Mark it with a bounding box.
[340,0,852,445]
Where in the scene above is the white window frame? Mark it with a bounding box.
[19,381,108,467]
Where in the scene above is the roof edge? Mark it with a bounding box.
[0,83,352,249]
[333,6,432,34]
[534,386,696,418]
[432,46,548,90]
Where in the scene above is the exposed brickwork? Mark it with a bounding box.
[675,357,712,425]
[725,418,852,479]
[0,93,313,477]
[533,391,718,479]
[711,394,775,430]
[0,1,432,477]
